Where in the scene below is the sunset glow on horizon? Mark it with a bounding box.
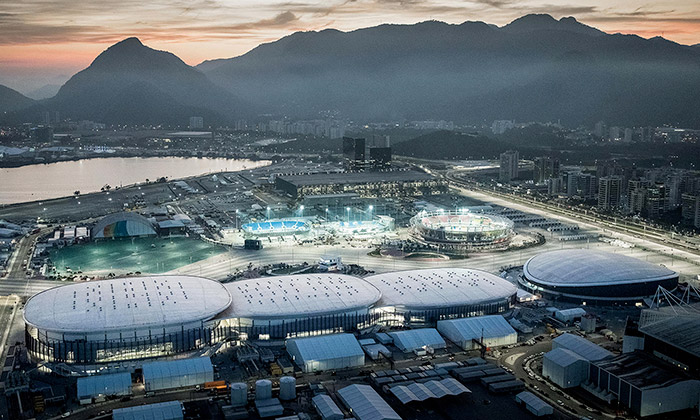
[2,0,699,93]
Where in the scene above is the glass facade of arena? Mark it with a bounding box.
[25,321,232,364]
[520,274,678,302]
[374,296,517,327]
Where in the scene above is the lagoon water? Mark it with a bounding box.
[0,156,267,204]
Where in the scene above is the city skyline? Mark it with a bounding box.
[2,0,700,92]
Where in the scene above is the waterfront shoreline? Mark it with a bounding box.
[0,156,271,207]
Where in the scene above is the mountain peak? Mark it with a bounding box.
[502,14,603,36]
[113,37,144,48]
[88,37,187,72]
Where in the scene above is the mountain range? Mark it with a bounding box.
[3,14,700,127]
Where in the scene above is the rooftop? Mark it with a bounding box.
[337,384,402,420]
[278,170,435,186]
[389,378,470,404]
[437,315,517,340]
[365,268,516,310]
[639,311,700,359]
[24,276,231,333]
[219,273,381,319]
[594,352,697,390]
[543,347,587,367]
[388,328,446,352]
[552,333,613,361]
[287,333,364,363]
[523,249,677,287]
[113,401,183,420]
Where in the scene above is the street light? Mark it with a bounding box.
[346,207,351,223]
[300,205,304,217]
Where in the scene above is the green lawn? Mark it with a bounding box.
[49,237,227,276]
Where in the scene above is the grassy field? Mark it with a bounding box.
[49,237,227,276]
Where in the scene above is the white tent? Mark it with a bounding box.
[437,315,517,350]
[286,333,364,372]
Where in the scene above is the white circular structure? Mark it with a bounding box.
[521,249,678,302]
[24,276,231,363]
[217,273,381,338]
[365,268,517,324]
[410,210,514,250]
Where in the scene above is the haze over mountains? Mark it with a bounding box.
[3,14,700,127]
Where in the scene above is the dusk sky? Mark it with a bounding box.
[2,0,700,93]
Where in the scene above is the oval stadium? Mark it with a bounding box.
[521,249,679,303]
[24,275,232,363]
[410,210,514,250]
[216,273,382,339]
[242,219,310,237]
[365,268,517,325]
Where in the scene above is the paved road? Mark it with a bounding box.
[165,227,698,283]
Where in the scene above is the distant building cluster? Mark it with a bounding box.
[497,151,700,228]
[593,121,700,143]
[237,119,347,139]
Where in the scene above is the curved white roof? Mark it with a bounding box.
[220,273,381,319]
[523,250,677,287]
[24,276,232,333]
[365,268,517,310]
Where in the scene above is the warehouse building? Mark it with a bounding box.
[142,357,214,391]
[275,170,447,198]
[388,329,446,353]
[551,333,613,362]
[521,250,678,303]
[437,315,517,350]
[77,372,132,404]
[588,352,700,417]
[515,392,553,417]
[286,333,364,372]
[553,307,587,324]
[388,378,470,404]
[113,400,183,420]
[312,394,344,420]
[542,347,589,389]
[366,268,517,326]
[337,384,402,420]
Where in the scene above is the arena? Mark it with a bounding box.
[215,273,382,339]
[24,276,232,364]
[241,219,310,238]
[520,249,679,303]
[365,268,517,326]
[410,210,514,251]
[24,268,518,364]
